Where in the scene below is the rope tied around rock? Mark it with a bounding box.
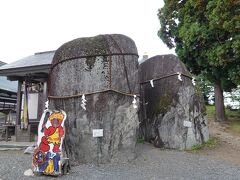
[48,88,140,99]
[139,72,194,85]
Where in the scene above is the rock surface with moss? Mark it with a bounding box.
[49,34,139,163]
[139,54,209,150]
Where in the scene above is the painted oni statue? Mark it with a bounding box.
[32,110,66,176]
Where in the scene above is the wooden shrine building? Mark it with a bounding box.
[0,51,54,141]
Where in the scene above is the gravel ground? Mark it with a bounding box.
[0,143,240,180]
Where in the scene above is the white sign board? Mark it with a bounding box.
[21,93,39,119]
[183,121,192,128]
[93,129,103,137]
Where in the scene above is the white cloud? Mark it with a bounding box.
[0,0,174,63]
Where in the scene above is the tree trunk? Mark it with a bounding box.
[214,81,226,121]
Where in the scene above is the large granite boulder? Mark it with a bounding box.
[139,54,209,150]
[48,34,139,163]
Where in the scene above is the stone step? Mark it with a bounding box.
[0,143,29,151]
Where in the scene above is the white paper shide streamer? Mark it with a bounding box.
[81,94,87,110]
[150,79,154,87]
[132,95,137,109]
[45,99,49,110]
[192,77,196,86]
[177,72,182,81]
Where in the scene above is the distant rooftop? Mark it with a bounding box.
[0,61,17,92]
[0,61,5,67]
[0,76,17,92]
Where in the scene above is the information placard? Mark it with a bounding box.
[93,129,103,137]
[183,121,192,128]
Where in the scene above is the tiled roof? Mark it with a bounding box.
[0,51,55,70]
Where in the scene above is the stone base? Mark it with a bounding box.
[16,125,33,142]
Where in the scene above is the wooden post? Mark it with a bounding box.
[15,81,22,126]
[43,81,48,107]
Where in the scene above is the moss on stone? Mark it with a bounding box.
[153,94,173,116]
[195,83,203,99]
[54,35,109,63]
[52,34,138,68]
[85,57,97,71]
[193,84,207,114]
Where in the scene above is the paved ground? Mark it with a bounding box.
[0,143,240,180]
[196,121,240,166]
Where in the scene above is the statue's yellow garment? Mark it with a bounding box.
[44,159,54,174]
[47,128,60,145]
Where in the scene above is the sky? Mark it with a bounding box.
[0,0,175,63]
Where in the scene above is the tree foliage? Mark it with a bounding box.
[195,74,213,104]
[158,0,240,89]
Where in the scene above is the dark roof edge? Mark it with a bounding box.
[0,64,51,76]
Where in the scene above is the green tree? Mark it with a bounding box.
[195,74,213,104]
[158,0,240,121]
